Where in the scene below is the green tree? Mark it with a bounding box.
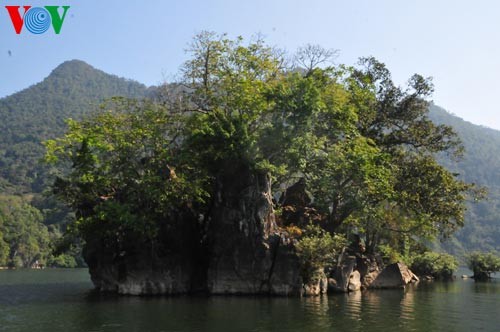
[295,225,347,283]
[0,195,51,267]
[410,251,458,280]
[335,58,479,253]
[45,98,208,244]
[467,252,500,280]
[0,229,9,266]
[46,33,477,266]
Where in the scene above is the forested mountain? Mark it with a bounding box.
[0,60,498,268]
[429,105,500,254]
[0,60,149,267]
[0,60,149,193]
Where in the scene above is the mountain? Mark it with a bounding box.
[0,60,150,193]
[429,105,500,254]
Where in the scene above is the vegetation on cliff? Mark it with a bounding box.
[44,33,480,283]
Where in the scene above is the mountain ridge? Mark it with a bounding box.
[429,104,500,253]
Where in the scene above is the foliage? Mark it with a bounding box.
[45,98,209,241]
[0,195,51,267]
[378,243,408,265]
[337,58,479,253]
[48,254,77,268]
[466,252,500,280]
[0,60,150,267]
[41,33,480,264]
[1,42,498,272]
[295,225,347,282]
[410,251,458,280]
[0,229,9,266]
[178,33,476,256]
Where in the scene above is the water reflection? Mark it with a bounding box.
[473,279,499,294]
[400,286,415,321]
[1,270,499,332]
[344,290,362,321]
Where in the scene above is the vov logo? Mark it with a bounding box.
[5,5,70,34]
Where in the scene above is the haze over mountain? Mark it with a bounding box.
[429,105,500,254]
[0,60,498,255]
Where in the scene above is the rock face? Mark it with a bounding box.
[206,164,301,295]
[279,178,322,228]
[84,241,195,295]
[83,211,200,295]
[84,164,302,296]
[83,166,419,296]
[369,263,419,289]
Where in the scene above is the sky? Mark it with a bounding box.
[1,0,500,129]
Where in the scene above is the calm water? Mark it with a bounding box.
[0,269,499,332]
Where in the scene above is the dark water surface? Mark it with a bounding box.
[0,269,499,332]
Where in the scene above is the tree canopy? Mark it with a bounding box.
[45,33,478,260]
[467,252,500,280]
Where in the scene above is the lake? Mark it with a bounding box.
[0,269,498,332]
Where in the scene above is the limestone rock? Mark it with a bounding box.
[206,165,301,295]
[302,271,328,296]
[329,252,357,292]
[369,262,419,289]
[84,164,303,296]
[362,271,379,289]
[278,178,322,228]
[328,278,338,291]
[348,270,361,291]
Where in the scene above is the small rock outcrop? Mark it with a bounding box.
[83,168,419,296]
[369,263,419,289]
[329,251,357,292]
[348,270,361,291]
[279,178,322,228]
[328,249,418,292]
[302,269,328,296]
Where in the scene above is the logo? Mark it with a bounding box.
[5,5,70,34]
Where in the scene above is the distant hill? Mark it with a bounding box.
[429,105,500,254]
[0,60,149,193]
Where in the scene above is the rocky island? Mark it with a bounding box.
[45,33,478,295]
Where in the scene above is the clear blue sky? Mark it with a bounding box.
[1,0,499,129]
